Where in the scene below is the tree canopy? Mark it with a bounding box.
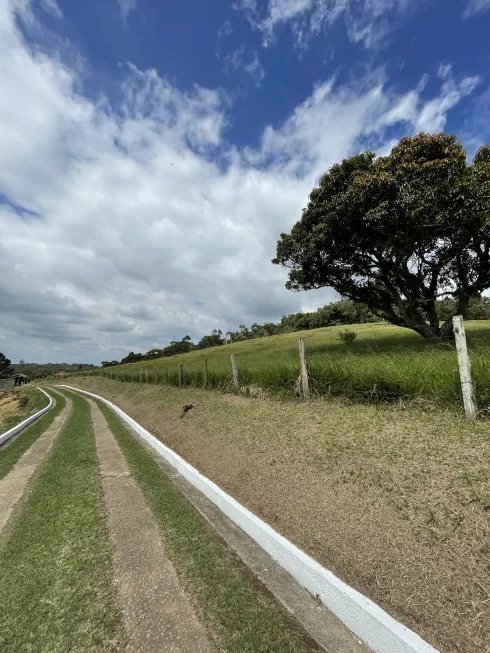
[273,133,490,339]
[0,352,14,377]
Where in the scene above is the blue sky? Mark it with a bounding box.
[1,0,490,363]
[34,0,490,149]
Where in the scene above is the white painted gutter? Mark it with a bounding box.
[0,388,54,447]
[61,385,438,653]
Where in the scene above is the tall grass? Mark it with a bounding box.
[82,322,490,408]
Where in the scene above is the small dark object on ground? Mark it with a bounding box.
[180,404,194,418]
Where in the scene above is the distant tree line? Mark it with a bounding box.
[103,295,490,367]
[436,295,490,321]
[102,331,224,367]
[12,362,96,379]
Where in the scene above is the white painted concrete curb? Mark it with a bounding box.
[61,385,438,653]
[0,388,54,447]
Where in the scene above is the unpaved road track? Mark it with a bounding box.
[0,393,72,533]
[0,388,215,652]
[89,398,216,653]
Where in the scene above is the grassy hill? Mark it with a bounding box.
[100,321,490,408]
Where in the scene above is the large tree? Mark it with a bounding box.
[273,133,490,340]
[0,352,14,377]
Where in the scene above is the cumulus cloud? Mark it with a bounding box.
[464,0,490,17]
[234,0,418,50]
[0,0,480,363]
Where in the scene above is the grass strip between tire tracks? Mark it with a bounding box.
[96,398,320,653]
[0,388,66,480]
[0,391,123,653]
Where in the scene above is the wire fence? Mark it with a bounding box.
[60,317,479,418]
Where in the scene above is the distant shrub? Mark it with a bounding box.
[338,329,357,345]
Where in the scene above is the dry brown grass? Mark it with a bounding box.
[54,378,490,653]
[0,390,24,425]
[0,388,46,432]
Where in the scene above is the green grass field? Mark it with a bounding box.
[96,321,490,408]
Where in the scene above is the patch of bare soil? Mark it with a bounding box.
[59,378,490,653]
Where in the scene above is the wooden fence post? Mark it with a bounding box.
[298,337,310,400]
[145,368,148,383]
[453,315,477,419]
[154,368,157,384]
[203,358,208,388]
[178,364,184,388]
[165,367,169,384]
[231,354,239,391]
[140,367,143,383]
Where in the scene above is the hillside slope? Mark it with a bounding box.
[110,321,490,406]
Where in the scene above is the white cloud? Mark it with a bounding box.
[118,0,137,22]
[366,66,480,135]
[415,69,480,133]
[234,0,418,50]
[464,0,490,17]
[0,0,480,363]
[218,20,264,86]
[243,50,265,85]
[224,45,265,86]
[217,20,233,42]
[40,0,62,18]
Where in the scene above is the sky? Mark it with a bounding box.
[1,0,490,364]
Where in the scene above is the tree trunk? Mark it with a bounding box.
[439,319,455,340]
[456,294,470,318]
[408,320,441,340]
[425,298,441,334]
[372,302,456,341]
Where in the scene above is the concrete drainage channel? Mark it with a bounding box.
[0,388,54,447]
[61,385,438,653]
